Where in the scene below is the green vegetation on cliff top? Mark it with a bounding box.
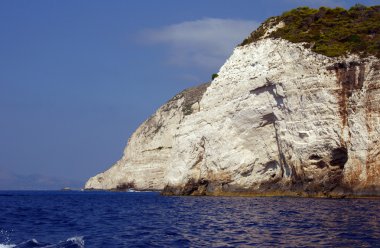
[240,4,380,58]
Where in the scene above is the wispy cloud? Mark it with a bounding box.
[139,18,259,69]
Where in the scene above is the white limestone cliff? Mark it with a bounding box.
[85,83,210,191]
[85,38,380,196]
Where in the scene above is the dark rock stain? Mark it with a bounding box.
[327,61,365,126]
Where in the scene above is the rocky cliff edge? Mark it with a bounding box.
[86,6,380,197]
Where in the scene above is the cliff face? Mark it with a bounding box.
[86,38,380,196]
[85,83,210,191]
[86,8,380,196]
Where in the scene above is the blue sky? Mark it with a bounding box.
[0,0,377,189]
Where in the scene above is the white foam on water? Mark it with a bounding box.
[0,244,16,248]
[66,236,85,247]
[0,235,84,248]
[0,229,14,248]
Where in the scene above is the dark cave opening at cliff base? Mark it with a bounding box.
[330,147,349,169]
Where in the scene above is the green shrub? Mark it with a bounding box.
[240,5,380,58]
[212,73,219,80]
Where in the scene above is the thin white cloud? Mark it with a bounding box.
[140,18,259,69]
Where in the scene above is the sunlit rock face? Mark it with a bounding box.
[86,38,380,196]
[85,83,210,191]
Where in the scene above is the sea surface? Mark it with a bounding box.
[0,191,379,247]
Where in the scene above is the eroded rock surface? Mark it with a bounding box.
[86,38,380,196]
[85,83,210,191]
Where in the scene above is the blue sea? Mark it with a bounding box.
[0,191,380,247]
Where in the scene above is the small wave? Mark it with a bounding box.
[0,245,16,248]
[59,236,84,248]
[0,229,14,248]
[0,236,84,248]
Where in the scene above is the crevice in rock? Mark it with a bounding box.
[260,112,278,127]
[141,146,172,153]
[115,181,136,191]
[316,160,328,169]
[190,137,206,169]
[300,147,348,194]
[309,154,322,160]
[258,160,280,175]
[308,154,328,169]
[251,79,292,183]
[183,178,209,195]
[273,122,290,181]
[250,79,285,108]
[250,82,276,95]
[162,178,209,196]
[330,147,348,169]
[240,166,254,177]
